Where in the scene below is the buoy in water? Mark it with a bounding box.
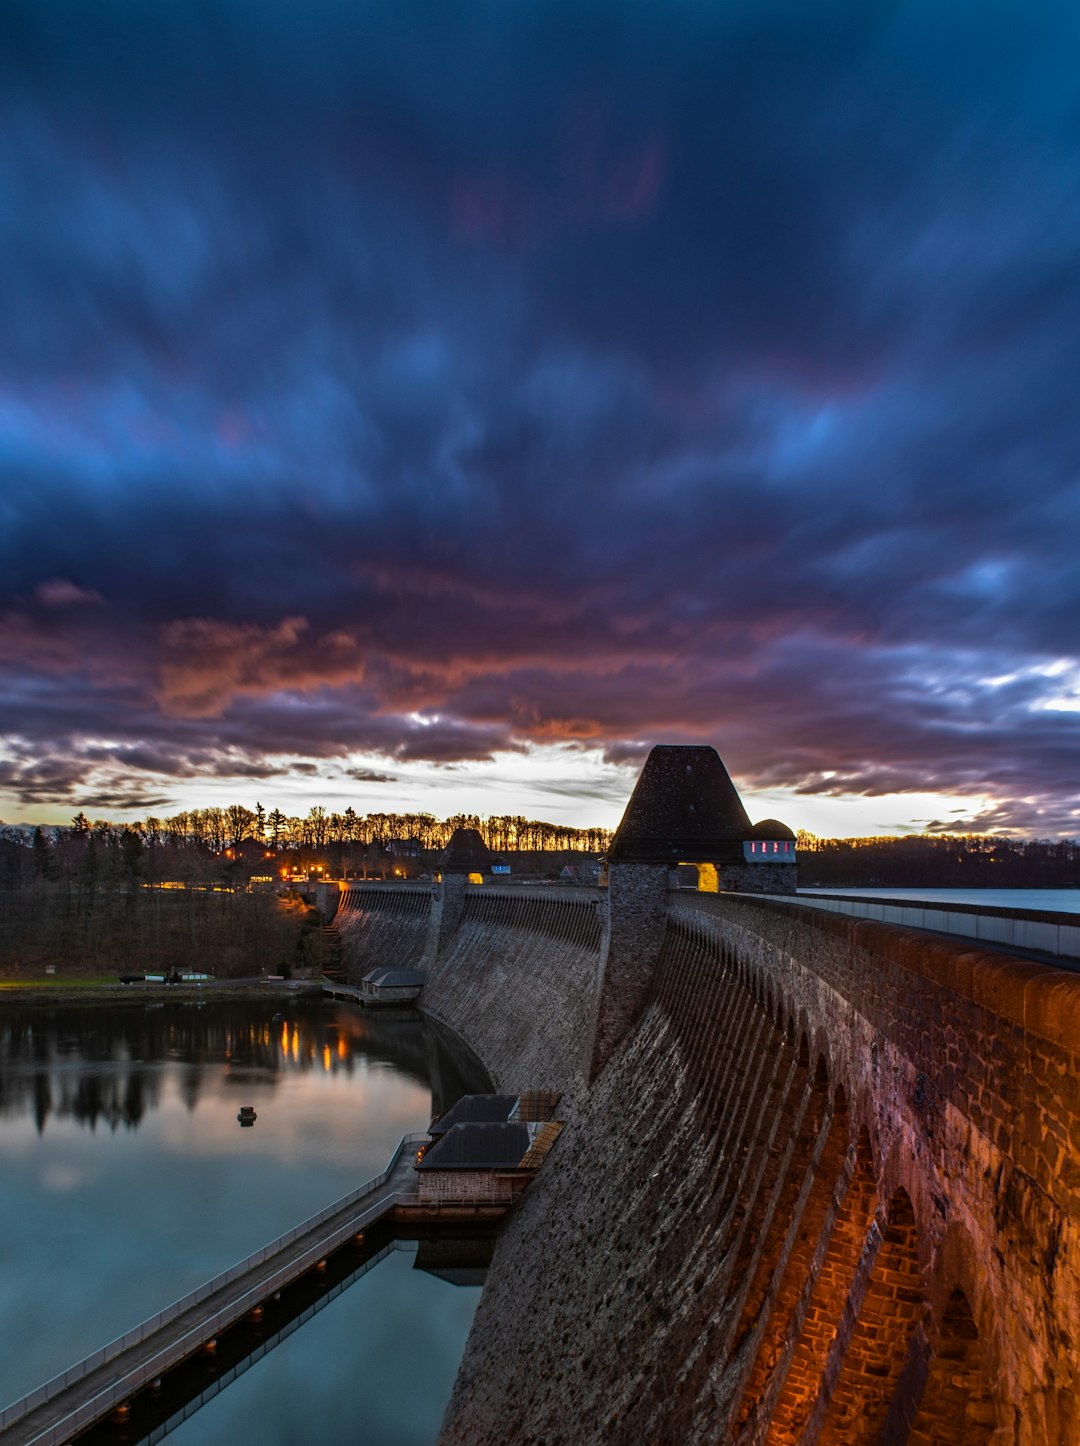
[237,1105,257,1126]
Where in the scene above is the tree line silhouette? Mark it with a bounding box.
[3,805,612,894]
[796,831,1080,889]
[46,804,614,856]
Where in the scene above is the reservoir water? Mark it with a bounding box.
[0,996,491,1442]
[799,887,1080,914]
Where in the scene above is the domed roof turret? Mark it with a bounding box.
[749,818,796,841]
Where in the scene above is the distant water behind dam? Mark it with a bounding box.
[800,887,1080,913]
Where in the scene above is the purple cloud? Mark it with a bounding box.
[0,1,1079,832]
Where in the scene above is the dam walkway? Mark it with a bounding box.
[0,1133,462,1446]
[763,889,1080,968]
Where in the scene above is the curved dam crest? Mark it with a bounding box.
[331,751,1080,1445]
[336,881,601,1100]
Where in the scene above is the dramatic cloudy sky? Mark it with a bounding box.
[2,0,1080,835]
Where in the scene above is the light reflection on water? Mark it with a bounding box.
[0,998,489,1427]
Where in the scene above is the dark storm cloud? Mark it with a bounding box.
[2,0,1080,830]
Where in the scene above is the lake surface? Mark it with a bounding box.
[168,1245,481,1446]
[799,888,1080,914]
[0,996,490,1440]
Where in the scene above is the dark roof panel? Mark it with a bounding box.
[430,1094,517,1136]
[609,745,753,863]
[417,1122,531,1169]
[368,969,426,987]
[442,827,494,874]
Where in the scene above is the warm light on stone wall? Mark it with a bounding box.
[695,862,719,893]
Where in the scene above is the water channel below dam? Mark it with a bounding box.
[0,996,491,1444]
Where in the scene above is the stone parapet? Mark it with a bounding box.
[440,888,1080,1445]
[715,862,798,894]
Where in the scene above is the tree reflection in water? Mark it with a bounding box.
[0,999,489,1134]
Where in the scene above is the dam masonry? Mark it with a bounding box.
[330,746,1080,1444]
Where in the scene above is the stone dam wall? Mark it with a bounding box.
[333,877,1080,1441]
[422,885,602,1097]
[396,885,1080,1446]
[334,883,433,977]
[334,882,603,1097]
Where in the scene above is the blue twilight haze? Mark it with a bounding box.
[1,1,1079,835]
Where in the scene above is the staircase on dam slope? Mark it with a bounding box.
[321,924,345,982]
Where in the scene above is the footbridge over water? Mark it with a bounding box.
[329,745,1080,1444]
[0,1135,511,1446]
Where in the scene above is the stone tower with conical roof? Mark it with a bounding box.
[424,826,494,967]
[590,744,795,1078]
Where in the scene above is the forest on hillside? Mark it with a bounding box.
[0,805,612,888]
[0,804,611,977]
[40,804,612,855]
[0,814,329,977]
[0,877,315,980]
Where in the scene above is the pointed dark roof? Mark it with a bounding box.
[609,745,753,863]
[749,818,796,841]
[441,827,493,875]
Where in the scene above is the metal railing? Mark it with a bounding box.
[0,1133,428,1441]
[142,1240,410,1446]
[756,891,1080,962]
[11,1184,516,1446]
[467,883,601,902]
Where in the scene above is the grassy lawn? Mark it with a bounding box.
[0,978,122,990]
